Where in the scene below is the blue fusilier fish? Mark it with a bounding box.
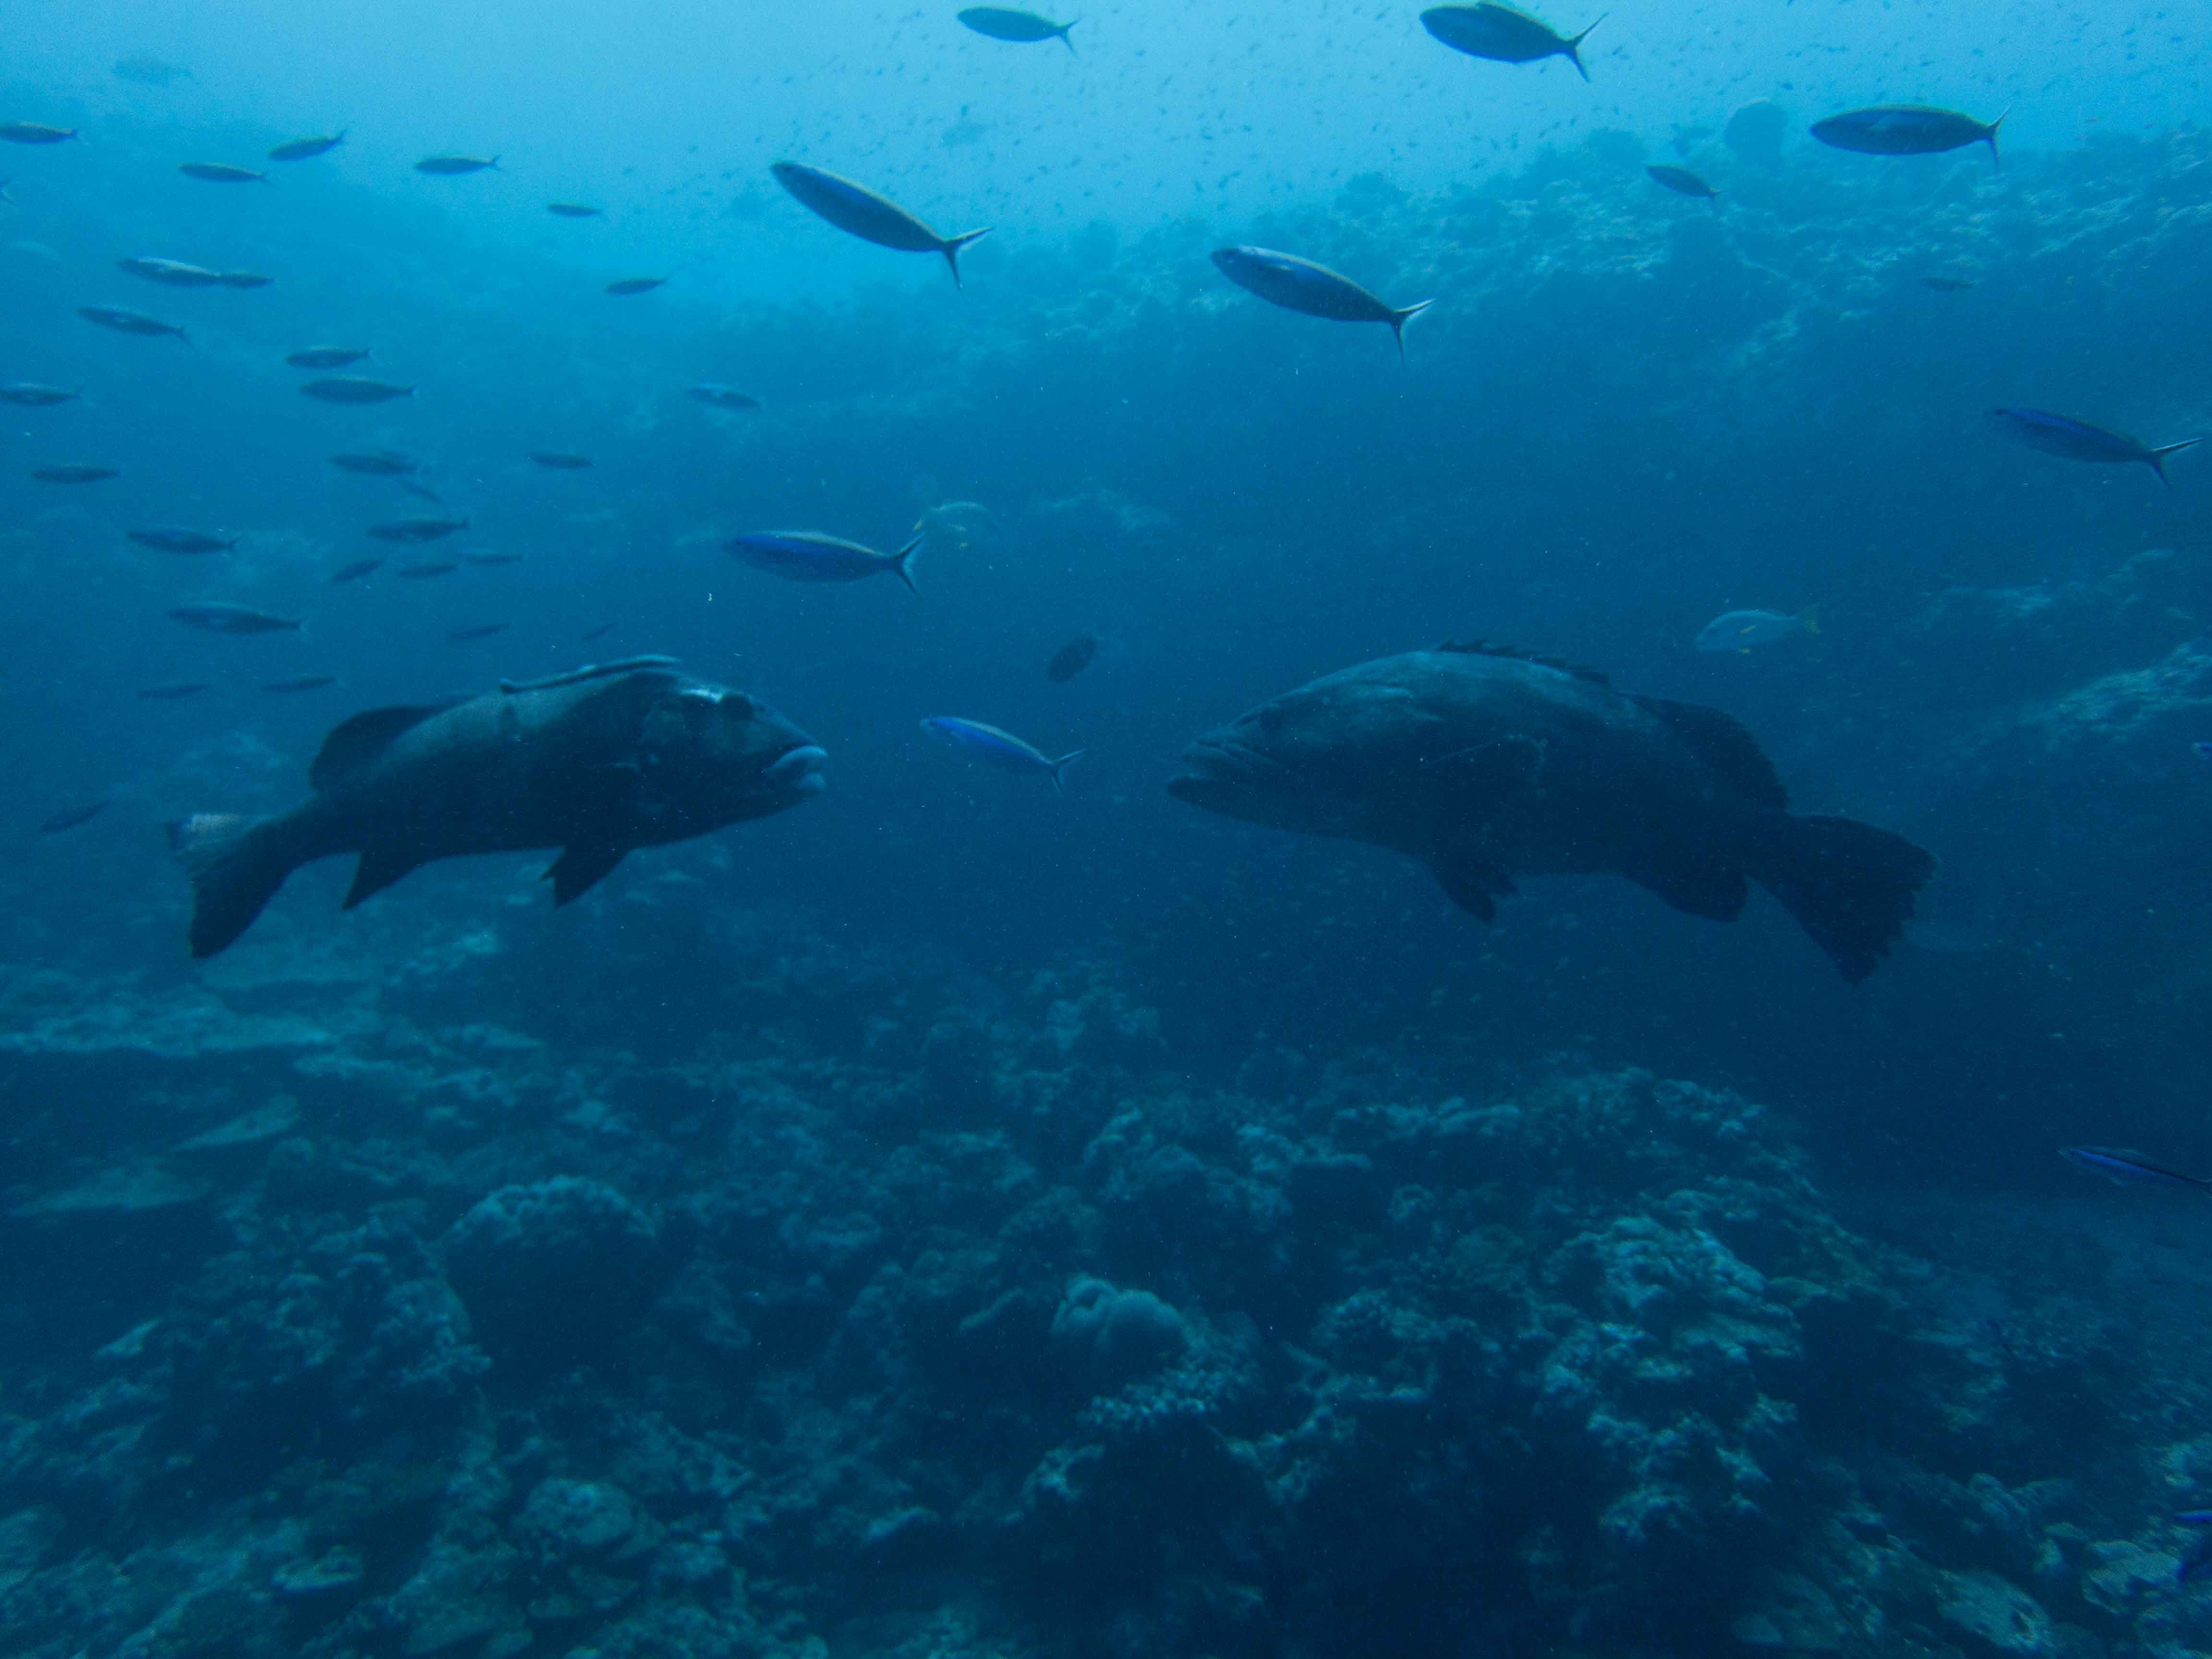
[770,162,991,287]
[416,154,499,175]
[0,122,76,144]
[178,162,266,183]
[119,256,226,288]
[727,529,921,595]
[1169,642,1936,982]
[1987,408,2202,486]
[1646,164,1718,201]
[1421,4,1603,80]
[268,132,344,161]
[302,377,413,404]
[2059,1146,2212,1193]
[1696,608,1818,653]
[1211,246,1433,358]
[1811,106,2006,166]
[166,663,827,956]
[288,346,371,369]
[922,718,1085,794]
[129,527,240,554]
[958,8,1078,51]
[689,384,760,409]
[80,306,187,339]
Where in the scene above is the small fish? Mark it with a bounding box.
[1695,607,1818,653]
[31,464,117,483]
[288,346,371,369]
[921,718,1085,794]
[178,162,268,183]
[529,450,592,469]
[1646,164,1718,201]
[396,561,459,579]
[1987,408,2202,485]
[368,516,467,543]
[302,377,413,404]
[168,602,301,634]
[261,675,337,694]
[500,655,681,695]
[397,481,445,504]
[728,529,921,594]
[80,306,188,339]
[119,256,226,287]
[330,449,419,474]
[605,276,666,295]
[770,161,990,287]
[1047,634,1098,683]
[1211,246,1432,357]
[688,383,760,409]
[957,7,1078,50]
[447,622,511,642]
[1421,4,1603,80]
[462,552,523,566]
[0,383,77,405]
[415,154,499,175]
[1811,105,2006,166]
[580,622,617,642]
[114,56,191,87]
[268,132,345,162]
[331,558,383,584]
[0,123,76,145]
[1921,276,1976,292]
[217,270,273,289]
[137,682,211,700]
[129,527,239,554]
[2061,1146,2212,1193]
[37,800,108,834]
[547,201,603,217]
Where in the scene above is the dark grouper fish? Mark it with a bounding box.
[1212,246,1433,357]
[1168,643,1936,983]
[770,161,991,286]
[167,660,828,957]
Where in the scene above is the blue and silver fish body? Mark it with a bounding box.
[727,529,921,594]
[1810,105,2005,165]
[921,717,1084,793]
[958,7,1078,50]
[118,256,225,287]
[2059,1145,2212,1194]
[1420,4,1602,79]
[1210,246,1433,357]
[689,383,760,409]
[770,162,991,286]
[79,305,187,338]
[1695,607,1818,653]
[1987,407,2202,485]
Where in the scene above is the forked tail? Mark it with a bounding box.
[167,812,297,957]
[2148,436,2204,486]
[1742,813,1936,983]
[1391,299,1434,360]
[891,530,923,595]
[1984,108,2008,168]
[1048,751,1086,795]
[941,227,993,288]
[1563,13,1605,81]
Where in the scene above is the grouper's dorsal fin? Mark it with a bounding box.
[1435,640,1611,684]
[309,699,465,792]
[1631,695,1789,811]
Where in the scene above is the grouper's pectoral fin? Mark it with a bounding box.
[343,845,423,909]
[544,843,628,905]
[1429,853,1515,921]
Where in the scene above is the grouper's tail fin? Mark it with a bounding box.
[167,813,294,957]
[1744,813,1937,984]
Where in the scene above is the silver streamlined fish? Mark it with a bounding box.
[167,661,828,957]
[1421,4,1603,79]
[1168,642,1936,983]
[1211,246,1433,357]
[771,161,991,287]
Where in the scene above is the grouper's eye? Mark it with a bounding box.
[1254,706,1286,735]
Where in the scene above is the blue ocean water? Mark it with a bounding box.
[5,4,2212,1656]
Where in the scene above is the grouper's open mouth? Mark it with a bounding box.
[765,743,829,797]
[1166,738,1291,812]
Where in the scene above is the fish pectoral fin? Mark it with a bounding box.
[343,845,422,909]
[1428,853,1515,921]
[544,842,628,905]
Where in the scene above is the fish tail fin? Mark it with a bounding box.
[1985,107,2008,167]
[1390,299,1434,360]
[893,530,923,596]
[1743,814,1936,984]
[1049,751,1087,795]
[2148,437,2203,485]
[166,812,296,958]
[1060,20,1078,52]
[1563,13,1603,80]
[941,227,992,287]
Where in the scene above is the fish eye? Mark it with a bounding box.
[1256,707,1286,734]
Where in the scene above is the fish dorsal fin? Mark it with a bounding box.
[1631,695,1788,810]
[309,700,463,791]
[1435,640,1611,684]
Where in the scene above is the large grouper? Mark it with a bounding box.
[1168,642,1936,982]
[168,657,828,957]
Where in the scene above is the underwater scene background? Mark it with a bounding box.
[6,2,2212,1656]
